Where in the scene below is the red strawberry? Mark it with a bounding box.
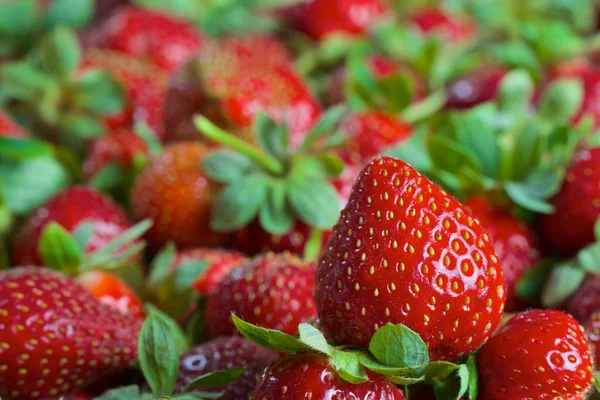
[131,141,227,251]
[204,252,317,338]
[316,157,506,361]
[566,275,600,323]
[11,186,132,266]
[83,128,149,178]
[174,336,279,399]
[0,267,141,400]
[89,6,203,71]
[340,111,413,163]
[477,310,594,399]
[463,196,541,311]
[171,248,247,295]
[445,65,508,109]
[410,6,477,42]
[249,354,405,399]
[540,147,600,256]
[289,0,387,40]
[0,108,27,138]
[82,50,169,140]
[584,311,600,366]
[78,270,144,319]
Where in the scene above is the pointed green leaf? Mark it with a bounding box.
[0,137,53,159]
[72,222,94,251]
[34,26,81,80]
[358,352,422,376]
[59,112,105,138]
[368,323,429,370]
[422,361,462,382]
[330,349,369,384]
[432,364,469,400]
[258,180,295,235]
[145,304,190,355]
[577,243,600,273]
[467,354,478,400]
[232,314,313,354]
[299,104,347,152]
[173,260,209,292]
[202,150,254,184]
[134,122,162,157]
[595,217,600,243]
[288,179,340,229]
[490,41,540,73]
[291,155,344,181]
[303,228,323,262]
[85,219,152,266]
[376,73,413,114]
[498,69,534,113]
[183,368,245,392]
[148,242,177,289]
[297,323,332,356]
[89,162,126,192]
[505,181,555,214]
[45,0,94,29]
[541,263,586,307]
[538,78,583,123]
[254,113,288,160]
[385,127,432,172]
[38,222,83,274]
[93,385,142,400]
[74,70,125,115]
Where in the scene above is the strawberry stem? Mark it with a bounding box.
[194,116,285,175]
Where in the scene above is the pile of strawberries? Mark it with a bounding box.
[2,0,600,399]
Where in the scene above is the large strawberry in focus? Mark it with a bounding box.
[0,267,141,400]
[316,157,506,361]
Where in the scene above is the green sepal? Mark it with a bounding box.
[90,163,127,193]
[73,70,125,116]
[254,113,289,161]
[134,122,163,157]
[258,180,295,235]
[45,0,94,29]
[537,78,584,123]
[183,369,246,393]
[38,222,84,274]
[385,126,432,172]
[498,69,534,114]
[30,25,80,81]
[298,104,347,153]
[72,222,94,251]
[330,348,369,384]
[291,154,344,181]
[431,364,469,400]
[595,217,600,242]
[288,179,340,229]
[303,228,324,262]
[94,385,142,400]
[0,137,53,159]
[519,21,584,64]
[541,263,586,307]
[147,243,177,291]
[145,304,190,355]
[202,150,254,185]
[515,259,556,304]
[467,354,479,400]
[367,323,429,371]
[297,323,333,356]
[489,41,541,74]
[376,73,414,114]
[576,243,600,273]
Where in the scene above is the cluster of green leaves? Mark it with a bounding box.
[0,0,94,58]
[0,27,124,149]
[389,69,590,215]
[95,310,244,400]
[233,315,477,400]
[196,107,347,236]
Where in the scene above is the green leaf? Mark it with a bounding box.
[34,26,81,80]
[330,349,369,384]
[505,181,555,214]
[145,304,189,355]
[595,217,600,242]
[211,174,269,232]
[376,73,413,114]
[521,21,583,64]
[148,243,177,289]
[232,314,314,353]
[303,228,323,262]
[45,0,94,29]
[498,69,534,113]
[138,311,180,396]
[89,163,126,192]
[386,375,425,385]
[72,222,94,251]
[173,260,209,293]
[515,260,555,303]
[0,61,50,101]
[490,41,540,72]
[358,353,422,376]
[538,78,583,123]
[202,150,254,184]
[84,220,152,267]
[297,323,332,356]
[385,127,432,172]
[541,263,586,307]
[254,113,288,160]
[93,385,142,400]
[183,368,246,392]
[291,155,345,181]
[258,180,295,235]
[74,70,125,115]
[368,323,429,370]
[299,104,347,152]
[432,364,469,400]
[37,222,83,274]
[577,243,600,273]
[288,179,340,229]
[177,392,223,399]
[427,135,481,183]
[467,354,478,400]
[60,113,105,138]
[0,137,53,159]
[134,122,162,157]
[422,361,462,381]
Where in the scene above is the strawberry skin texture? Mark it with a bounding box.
[410,6,477,42]
[175,336,279,399]
[566,275,600,323]
[463,197,541,311]
[250,354,405,399]
[83,128,149,178]
[204,252,317,338]
[540,148,600,256]
[0,108,28,138]
[341,112,413,163]
[91,6,203,72]
[11,186,132,266]
[131,142,227,251]
[316,157,506,361]
[478,310,594,400]
[445,65,508,110]
[78,270,145,320]
[172,248,247,295]
[0,267,141,400]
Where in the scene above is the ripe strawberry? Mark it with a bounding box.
[445,65,508,109]
[78,270,144,319]
[463,196,541,311]
[83,128,149,178]
[0,267,141,400]
[174,336,279,399]
[171,248,247,295]
[540,147,600,256]
[316,157,506,361]
[566,275,600,323]
[410,6,477,42]
[82,50,169,140]
[89,6,203,71]
[11,186,132,266]
[131,141,227,251]
[477,310,594,399]
[584,311,600,366]
[250,354,405,399]
[204,252,317,338]
[0,108,27,138]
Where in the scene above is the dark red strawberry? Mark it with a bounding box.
[78,270,145,319]
[171,248,247,295]
[131,141,227,251]
[540,147,600,256]
[0,267,141,400]
[11,186,132,266]
[316,157,506,361]
[445,65,509,109]
[410,6,477,42]
[0,108,27,138]
[463,196,541,311]
[174,336,279,399]
[250,354,405,399]
[477,310,594,399]
[204,252,317,338]
[584,311,600,366]
[83,128,149,178]
[566,275,600,323]
[89,6,203,71]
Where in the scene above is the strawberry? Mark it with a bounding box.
[566,275,600,323]
[410,6,477,42]
[11,186,132,266]
[89,6,203,72]
[83,128,149,178]
[540,147,600,256]
[204,252,317,338]
[171,248,247,295]
[463,196,541,311]
[0,267,141,399]
[583,311,600,366]
[78,270,145,319]
[0,108,27,138]
[249,353,405,399]
[130,141,227,251]
[316,157,506,361]
[445,65,508,109]
[174,336,279,399]
[477,310,594,399]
